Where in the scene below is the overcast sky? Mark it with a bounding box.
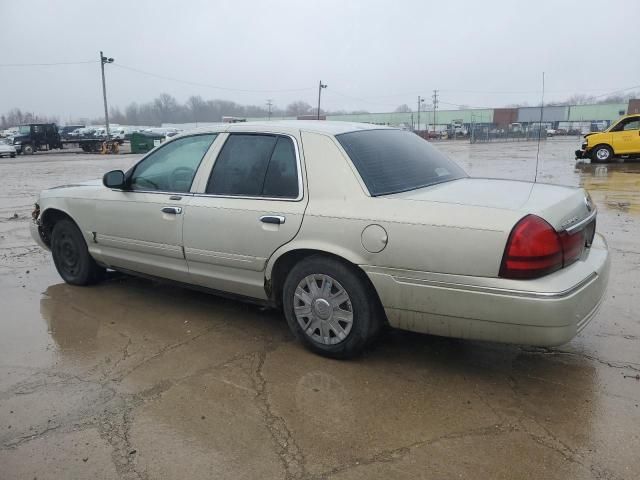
[1,0,638,120]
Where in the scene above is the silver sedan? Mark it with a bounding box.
[31,122,609,358]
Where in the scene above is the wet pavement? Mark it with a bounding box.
[0,139,639,479]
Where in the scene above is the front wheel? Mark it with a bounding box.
[282,256,383,358]
[591,144,613,163]
[21,144,34,155]
[51,219,105,285]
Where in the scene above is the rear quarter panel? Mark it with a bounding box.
[267,132,523,279]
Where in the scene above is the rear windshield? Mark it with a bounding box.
[336,129,466,196]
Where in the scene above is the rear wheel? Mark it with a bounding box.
[591,144,613,163]
[51,219,105,285]
[282,256,383,358]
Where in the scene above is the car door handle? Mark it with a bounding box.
[161,206,182,215]
[260,215,285,225]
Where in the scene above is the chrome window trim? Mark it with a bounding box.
[200,132,304,202]
[109,189,195,196]
[564,209,597,234]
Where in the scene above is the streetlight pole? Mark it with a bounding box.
[417,96,425,133]
[317,81,327,120]
[100,51,114,140]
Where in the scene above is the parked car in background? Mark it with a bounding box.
[109,127,127,140]
[58,125,85,140]
[576,114,640,162]
[0,139,17,158]
[71,127,96,138]
[31,121,609,358]
[2,128,19,138]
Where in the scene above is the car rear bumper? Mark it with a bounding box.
[363,233,610,346]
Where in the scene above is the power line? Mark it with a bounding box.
[0,60,98,67]
[590,84,640,99]
[111,62,315,94]
[325,89,400,109]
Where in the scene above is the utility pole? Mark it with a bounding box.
[266,99,273,120]
[417,96,425,132]
[100,51,114,140]
[317,81,327,120]
[432,89,439,133]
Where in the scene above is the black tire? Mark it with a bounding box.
[282,255,383,359]
[21,144,34,155]
[51,219,105,285]
[591,144,613,163]
[10,153,16,158]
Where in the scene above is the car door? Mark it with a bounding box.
[93,133,218,282]
[611,118,640,154]
[183,132,307,299]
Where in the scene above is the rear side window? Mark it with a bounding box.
[207,134,299,198]
[336,129,466,196]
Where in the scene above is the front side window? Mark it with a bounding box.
[610,118,640,132]
[206,134,299,198]
[130,134,216,192]
[336,129,467,196]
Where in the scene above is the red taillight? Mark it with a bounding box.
[500,215,563,279]
[500,214,589,279]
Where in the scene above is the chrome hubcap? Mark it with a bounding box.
[596,148,610,160]
[294,274,354,345]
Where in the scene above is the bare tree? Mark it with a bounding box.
[154,93,179,123]
[394,104,411,113]
[186,95,207,123]
[286,101,312,116]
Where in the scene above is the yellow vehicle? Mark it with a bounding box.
[575,114,640,162]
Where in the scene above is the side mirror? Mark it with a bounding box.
[103,170,126,189]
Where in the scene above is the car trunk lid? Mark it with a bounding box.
[387,177,594,232]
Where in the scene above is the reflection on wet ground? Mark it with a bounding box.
[575,160,640,215]
[1,142,639,479]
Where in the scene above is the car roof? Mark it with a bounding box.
[177,120,396,137]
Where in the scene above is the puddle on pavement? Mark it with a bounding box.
[575,161,640,215]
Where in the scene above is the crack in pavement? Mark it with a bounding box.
[310,424,514,480]
[250,347,307,480]
[520,347,640,374]
[111,321,230,383]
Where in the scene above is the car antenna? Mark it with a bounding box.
[534,71,545,183]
